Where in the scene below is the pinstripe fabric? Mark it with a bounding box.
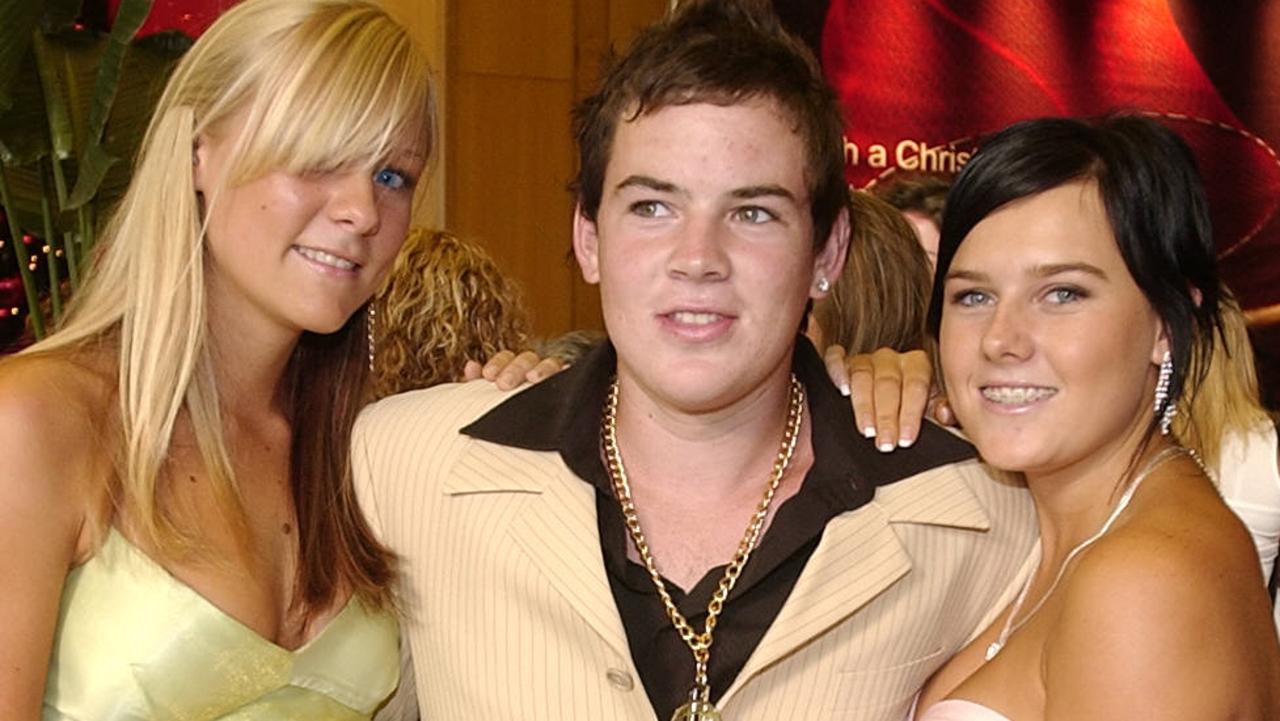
[356,381,1037,721]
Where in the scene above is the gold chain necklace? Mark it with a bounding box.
[601,375,805,721]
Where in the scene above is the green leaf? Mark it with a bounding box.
[31,34,76,160]
[66,141,116,209]
[63,0,152,206]
[0,2,43,113]
[84,0,154,145]
[0,52,52,166]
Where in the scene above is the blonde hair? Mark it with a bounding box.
[812,190,933,354]
[25,0,435,609]
[371,229,530,398]
[1176,293,1272,472]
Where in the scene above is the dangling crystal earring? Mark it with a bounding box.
[1153,350,1176,435]
[816,277,831,293]
[366,304,377,373]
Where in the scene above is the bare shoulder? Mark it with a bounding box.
[1044,463,1279,719]
[0,351,115,717]
[1074,461,1261,604]
[0,351,114,533]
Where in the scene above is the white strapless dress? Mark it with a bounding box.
[910,698,1013,721]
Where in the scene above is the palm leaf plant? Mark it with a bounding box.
[0,0,188,346]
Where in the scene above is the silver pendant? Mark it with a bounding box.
[984,640,1003,661]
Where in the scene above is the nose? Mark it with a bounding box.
[667,215,729,282]
[329,170,381,236]
[979,300,1033,361]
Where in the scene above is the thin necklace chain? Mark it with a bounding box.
[985,445,1189,661]
[601,375,804,704]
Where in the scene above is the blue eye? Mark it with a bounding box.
[1046,286,1087,304]
[951,289,992,307]
[374,167,410,190]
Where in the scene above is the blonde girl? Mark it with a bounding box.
[0,1,434,718]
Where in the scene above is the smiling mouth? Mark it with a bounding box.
[981,386,1057,405]
[667,311,728,325]
[294,246,358,271]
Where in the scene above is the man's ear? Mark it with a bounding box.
[810,207,850,299]
[572,203,601,285]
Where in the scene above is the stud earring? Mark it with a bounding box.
[1153,350,1177,435]
[816,277,831,293]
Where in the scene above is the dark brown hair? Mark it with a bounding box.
[572,0,848,248]
[288,307,397,610]
[875,173,951,227]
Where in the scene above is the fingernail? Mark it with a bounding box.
[878,441,895,453]
[839,383,851,397]
[898,437,915,448]
[863,426,876,438]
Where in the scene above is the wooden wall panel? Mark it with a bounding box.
[453,2,575,79]
[447,75,577,334]
[446,0,665,339]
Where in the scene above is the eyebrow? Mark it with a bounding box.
[615,175,681,194]
[730,184,797,203]
[945,262,1109,283]
[612,176,798,204]
[1032,262,1108,280]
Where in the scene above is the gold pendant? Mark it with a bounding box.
[671,700,721,721]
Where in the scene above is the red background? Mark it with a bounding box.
[779,0,1279,405]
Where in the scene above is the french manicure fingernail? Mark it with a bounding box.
[898,437,915,448]
[839,383,851,397]
[878,442,895,453]
[863,426,877,438]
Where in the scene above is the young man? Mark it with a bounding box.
[355,3,1035,719]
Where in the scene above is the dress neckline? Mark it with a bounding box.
[102,526,358,655]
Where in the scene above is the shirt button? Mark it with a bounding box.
[606,668,635,691]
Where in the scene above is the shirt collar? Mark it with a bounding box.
[460,337,976,501]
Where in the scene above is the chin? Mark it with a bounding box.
[964,429,1050,475]
[300,311,358,336]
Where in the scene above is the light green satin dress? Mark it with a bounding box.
[42,529,400,720]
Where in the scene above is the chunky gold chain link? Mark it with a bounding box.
[601,375,804,696]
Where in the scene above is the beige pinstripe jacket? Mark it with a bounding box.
[355,380,1036,721]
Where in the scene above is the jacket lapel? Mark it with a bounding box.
[723,466,991,701]
[445,444,633,659]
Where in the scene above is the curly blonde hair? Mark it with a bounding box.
[371,229,531,398]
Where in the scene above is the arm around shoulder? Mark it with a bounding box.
[1043,529,1280,721]
[0,357,105,719]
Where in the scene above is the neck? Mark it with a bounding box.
[612,364,802,501]
[1025,423,1168,563]
[204,288,300,423]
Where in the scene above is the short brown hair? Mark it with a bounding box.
[572,0,848,248]
[875,173,951,227]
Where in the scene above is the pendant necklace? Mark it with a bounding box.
[601,376,804,721]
